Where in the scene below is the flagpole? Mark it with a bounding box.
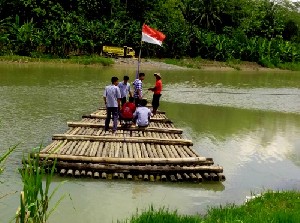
[136,40,143,79]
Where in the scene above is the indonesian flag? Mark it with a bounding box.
[142,24,166,46]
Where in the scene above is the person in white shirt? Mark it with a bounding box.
[118,75,132,106]
[103,76,121,133]
[133,99,152,127]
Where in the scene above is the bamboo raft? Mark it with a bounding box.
[37,108,225,183]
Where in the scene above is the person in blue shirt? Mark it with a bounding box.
[118,75,132,106]
[103,76,121,134]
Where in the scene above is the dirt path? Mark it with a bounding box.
[113,58,282,72]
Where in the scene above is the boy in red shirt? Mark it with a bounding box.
[148,73,162,115]
[119,97,136,125]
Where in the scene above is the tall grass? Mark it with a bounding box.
[0,146,16,175]
[122,191,300,223]
[15,151,66,223]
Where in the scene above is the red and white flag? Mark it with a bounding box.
[142,24,166,46]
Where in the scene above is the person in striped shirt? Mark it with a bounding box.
[132,72,145,107]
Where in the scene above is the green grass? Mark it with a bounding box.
[122,191,300,223]
[0,55,114,66]
[277,62,300,71]
[15,150,67,223]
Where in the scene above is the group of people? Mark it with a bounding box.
[103,72,163,134]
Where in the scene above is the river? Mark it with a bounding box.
[0,63,299,223]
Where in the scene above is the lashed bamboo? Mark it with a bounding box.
[115,142,120,158]
[41,140,58,153]
[149,175,155,182]
[94,172,100,179]
[156,144,164,158]
[165,145,175,158]
[170,175,176,182]
[141,144,148,158]
[189,173,197,181]
[195,173,203,182]
[136,143,142,158]
[52,134,193,146]
[80,170,86,177]
[183,173,190,180]
[170,145,180,158]
[75,170,80,178]
[123,142,128,158]
[113,173,119,179]
[82,114,173,123]
[217,173,226,181]
[143,174,148,181]
[161,145,170,158]
[132,143,138,158]
[97,142,104,157]
[151,144,158,158]
[55,162,223,173]
[67,122,183,134]
[146,144,154,158]
[183,146,197,157]
[176,173,182,181]
[60,169,66,176]
[119,173,125,179]
[65,141,78,155]
[126,143,132,158]
[67,169,73,176]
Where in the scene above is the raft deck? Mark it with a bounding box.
[38,108,225,182]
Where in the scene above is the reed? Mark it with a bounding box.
[15,150,66,223]
[0,146,16,174]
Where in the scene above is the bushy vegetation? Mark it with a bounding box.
[1,0,300,67]
[122,191,300,223]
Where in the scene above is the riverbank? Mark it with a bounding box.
[122,191,300,223]
[0,55,295,72]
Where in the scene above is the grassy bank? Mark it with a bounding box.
[122,191,300,223]
[0,55,114,66]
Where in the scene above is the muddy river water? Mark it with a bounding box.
[0,64,299,222]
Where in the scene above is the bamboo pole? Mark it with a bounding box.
[52,134,193,146]
[67,122,183,134]
[132,143,138,158]
[195,173,203,182]
[146,144,154,158]
[82,114,173,123]
[127,143,132,158]
[55,162,223,173]
[60,169,66,176]
[87,171,93,177]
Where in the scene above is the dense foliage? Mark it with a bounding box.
[1,0,300,66]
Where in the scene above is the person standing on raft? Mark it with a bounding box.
[118,75,132,106]
[133,72,145,107]
[103,76,121,134]
[148,73,162,115]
